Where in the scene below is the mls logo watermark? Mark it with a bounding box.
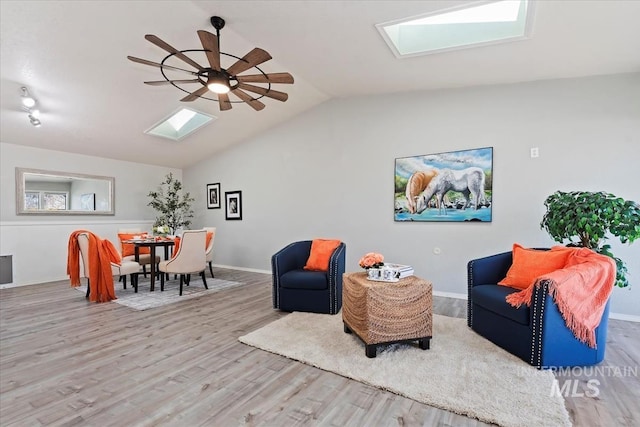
[550,379,600,398]
[545,365,638,398]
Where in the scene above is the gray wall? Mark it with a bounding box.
[186,73,640,318]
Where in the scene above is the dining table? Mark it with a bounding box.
[124,238,175,292]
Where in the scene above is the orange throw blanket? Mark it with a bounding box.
[67,230,120,303]
[506,248,615,348]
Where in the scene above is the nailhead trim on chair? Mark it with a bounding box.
[271,241,298,309]
[530,280,548,369]
[467,261,474,328]
[327,244,345,314]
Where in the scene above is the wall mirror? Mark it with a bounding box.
[16,168,115,215]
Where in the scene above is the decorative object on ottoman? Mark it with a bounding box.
[272,239,346,314]
[358,252,413,282]
[358,252,384,269]
[367,263,414,282]
[468,246,615,368]
[342,272,432,358]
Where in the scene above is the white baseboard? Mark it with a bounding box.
[213,264,271,275]
[609,313,640,322]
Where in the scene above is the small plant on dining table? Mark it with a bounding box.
[154,225,170,236]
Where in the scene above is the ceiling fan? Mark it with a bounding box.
[127,16,294,112]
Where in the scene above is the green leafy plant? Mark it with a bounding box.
[540,191,640,287]
[147,173,195,235]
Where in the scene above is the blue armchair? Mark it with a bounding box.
[467,250,610,368]
[272,240,346,314]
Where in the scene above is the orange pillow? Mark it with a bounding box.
[118,233,151,257]
[304,239,342,271]
[498,243,571,290]
[206,231,214,249]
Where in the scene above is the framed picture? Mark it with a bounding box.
[207,183,221,209]
[80,193,96,211]
[225,190,242,220]
[394,147,493,222]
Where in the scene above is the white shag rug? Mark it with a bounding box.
[239,312,571,427]
[75,277,244,310]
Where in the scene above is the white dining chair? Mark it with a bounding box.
[204,227,216,278]
[77,232,142,295]
[158,230,208,295]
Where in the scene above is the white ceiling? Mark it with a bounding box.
[2,1,639,169]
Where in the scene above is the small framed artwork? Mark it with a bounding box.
[225,190,242,220]
[80,193,96,211]
[207,183,221,209]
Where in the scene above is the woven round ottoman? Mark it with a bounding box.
[342,271,433,358]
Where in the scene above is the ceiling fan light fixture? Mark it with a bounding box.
[207,75,230,94]
[129,15,293,111]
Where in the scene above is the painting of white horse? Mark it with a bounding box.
[405,170,438,214]
[394,147,492,222]
[415,167,486,215]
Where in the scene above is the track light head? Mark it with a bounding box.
[21,87,36,108]
[29,114,41,127]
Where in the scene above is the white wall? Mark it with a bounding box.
[0,143,180,285]
[185,73,640,317]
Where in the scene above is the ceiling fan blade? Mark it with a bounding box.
[197,30,221,71]
[238,83,288,102]
[236,72,294,84]
[144,79,202,86]
[127,56,198,75]
[180,86,210,102]
[226,48,272,76]
[218,93,232,111]
[231,88,265,111]
[145,35,205,71]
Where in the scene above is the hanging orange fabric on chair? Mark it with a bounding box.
[67,230,119,303]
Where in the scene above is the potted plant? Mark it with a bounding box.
[147,173,195,235]
[540,190,640,287]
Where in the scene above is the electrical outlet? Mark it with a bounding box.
[530,147,539,158]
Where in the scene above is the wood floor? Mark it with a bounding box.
[1,269,638,426]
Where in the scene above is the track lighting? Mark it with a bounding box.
[21,86,42,127]
[21,87,36,108]
[29,114,41,127]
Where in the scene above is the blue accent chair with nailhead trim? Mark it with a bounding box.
[467,250,610,369]
[272,240,346,314]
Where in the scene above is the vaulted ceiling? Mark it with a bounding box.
[2,1,639,168]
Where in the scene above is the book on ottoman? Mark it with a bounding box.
[367,263,414,282]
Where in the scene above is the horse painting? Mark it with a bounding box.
[405,170,438,214]
[416,167,486,215]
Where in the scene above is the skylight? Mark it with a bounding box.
[167,108,196,131]
[376,0,535,58]
[145,108,215,141]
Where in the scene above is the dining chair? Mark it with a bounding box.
[77,232,142,295]
[117,228,160,278]
[158,230,208,296]
[204,227,216,278]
